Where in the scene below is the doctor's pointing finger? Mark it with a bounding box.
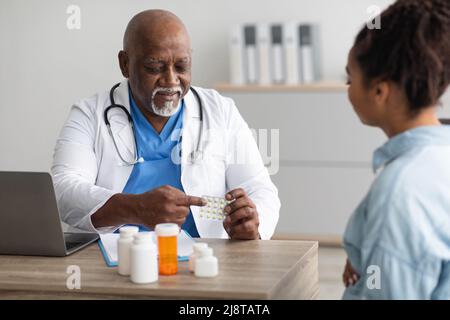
[51,9,280,239]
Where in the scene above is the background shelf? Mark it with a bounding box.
[215,81,348,93]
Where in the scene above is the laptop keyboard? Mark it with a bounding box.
[65,242,83,251]
[64,232,99,253]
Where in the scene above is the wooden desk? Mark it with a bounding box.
[0,239,319,299]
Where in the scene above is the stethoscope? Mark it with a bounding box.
[104,82,204,166]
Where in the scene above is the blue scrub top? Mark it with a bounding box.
[121,87,199,237]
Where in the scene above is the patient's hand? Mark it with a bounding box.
[343,259,360,287]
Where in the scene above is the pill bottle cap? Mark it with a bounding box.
[193,243,208,253]
[198,247,213,257]
[155,223,179,237]
[119,226,139,237]
[133,232,155,246]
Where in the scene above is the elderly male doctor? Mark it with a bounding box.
[52,10,280,240]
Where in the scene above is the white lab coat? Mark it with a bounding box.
[51,80,280,239]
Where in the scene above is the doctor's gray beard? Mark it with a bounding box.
[151,86,183,117]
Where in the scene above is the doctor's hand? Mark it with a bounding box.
[137,185,206,228]
[222,188,260,240]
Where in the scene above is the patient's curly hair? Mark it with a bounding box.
[353,0,450,113]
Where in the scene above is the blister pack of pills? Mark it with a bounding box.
[199,196,232,221]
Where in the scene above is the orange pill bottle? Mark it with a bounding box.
[155,223,179,275]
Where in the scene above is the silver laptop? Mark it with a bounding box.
[0,171,99,256]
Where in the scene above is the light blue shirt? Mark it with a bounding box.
[343,126,450,300]
[121,88,199,237]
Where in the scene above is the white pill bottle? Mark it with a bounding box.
[130,232,158,284]
[188,242,209,272]
[195,247,218,277]
[117,226,139,276]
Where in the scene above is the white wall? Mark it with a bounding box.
[0,0,395,171]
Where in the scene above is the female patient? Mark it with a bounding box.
[343,0,450,299]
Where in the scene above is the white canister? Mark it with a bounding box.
[195,247,218,278]
[188,242,209,273]
[117,226,139,276]
[130,232,158,284]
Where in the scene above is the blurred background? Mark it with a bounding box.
[1,0,450,298]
